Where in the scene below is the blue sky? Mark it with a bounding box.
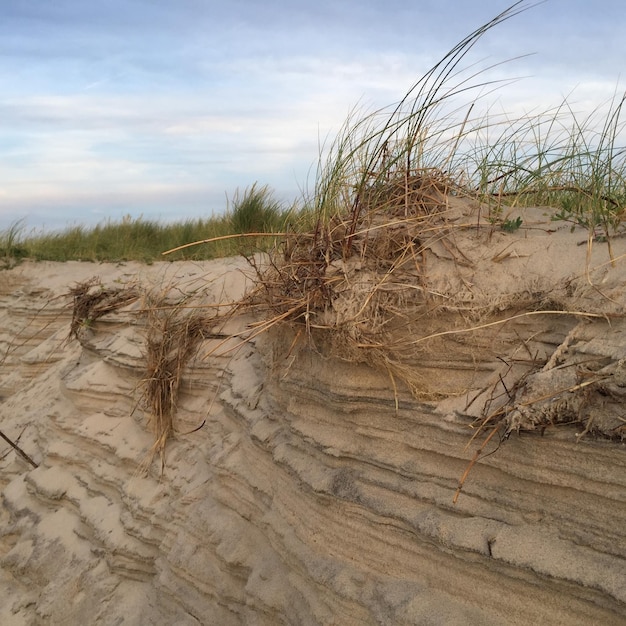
[1,0,625,231]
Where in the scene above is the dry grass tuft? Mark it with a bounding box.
[139,290,222,467]
[67,276,228,467]
[68,278,140,340]
[244,168,476,399]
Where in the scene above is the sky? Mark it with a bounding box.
[1,0,625,232]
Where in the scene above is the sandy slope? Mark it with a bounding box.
[0,217,625,625]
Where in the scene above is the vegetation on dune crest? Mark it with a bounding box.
[1,183,293,264]
[0,219,29,268]
[230,183,287,235]
[242,0,626,341]
[0,206,276,264]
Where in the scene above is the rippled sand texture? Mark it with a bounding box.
[1,232,625,625]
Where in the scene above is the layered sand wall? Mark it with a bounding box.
[0,240,625,624]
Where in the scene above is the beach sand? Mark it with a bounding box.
[1,210,626,624]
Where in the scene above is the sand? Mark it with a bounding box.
[1,212,626,624]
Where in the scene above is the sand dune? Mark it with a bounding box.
[1,214,626,624]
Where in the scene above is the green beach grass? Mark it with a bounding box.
[0,184,293,264]
[307,2,626,250]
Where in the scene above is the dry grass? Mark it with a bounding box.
[141,296,219,466]
[67,277,226,467]
[243,169,479,397]
[68,278,140,340]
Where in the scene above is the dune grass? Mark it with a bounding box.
[308,16,626,247]
[230,183,287,234]
[0,214,233,263]
[1,185,293,264]
[245,0,626,337]
[0,219,30,267]
[468,93,626,235]
[10,216,237,263]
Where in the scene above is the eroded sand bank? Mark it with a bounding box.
[1,212,626,624]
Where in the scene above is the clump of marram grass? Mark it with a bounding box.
[230,183,287,235]
[227,183,294,257]
[242,0,626,367]
[241,2,538,391]
[0,219,28,268]
[243,167,477,401]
